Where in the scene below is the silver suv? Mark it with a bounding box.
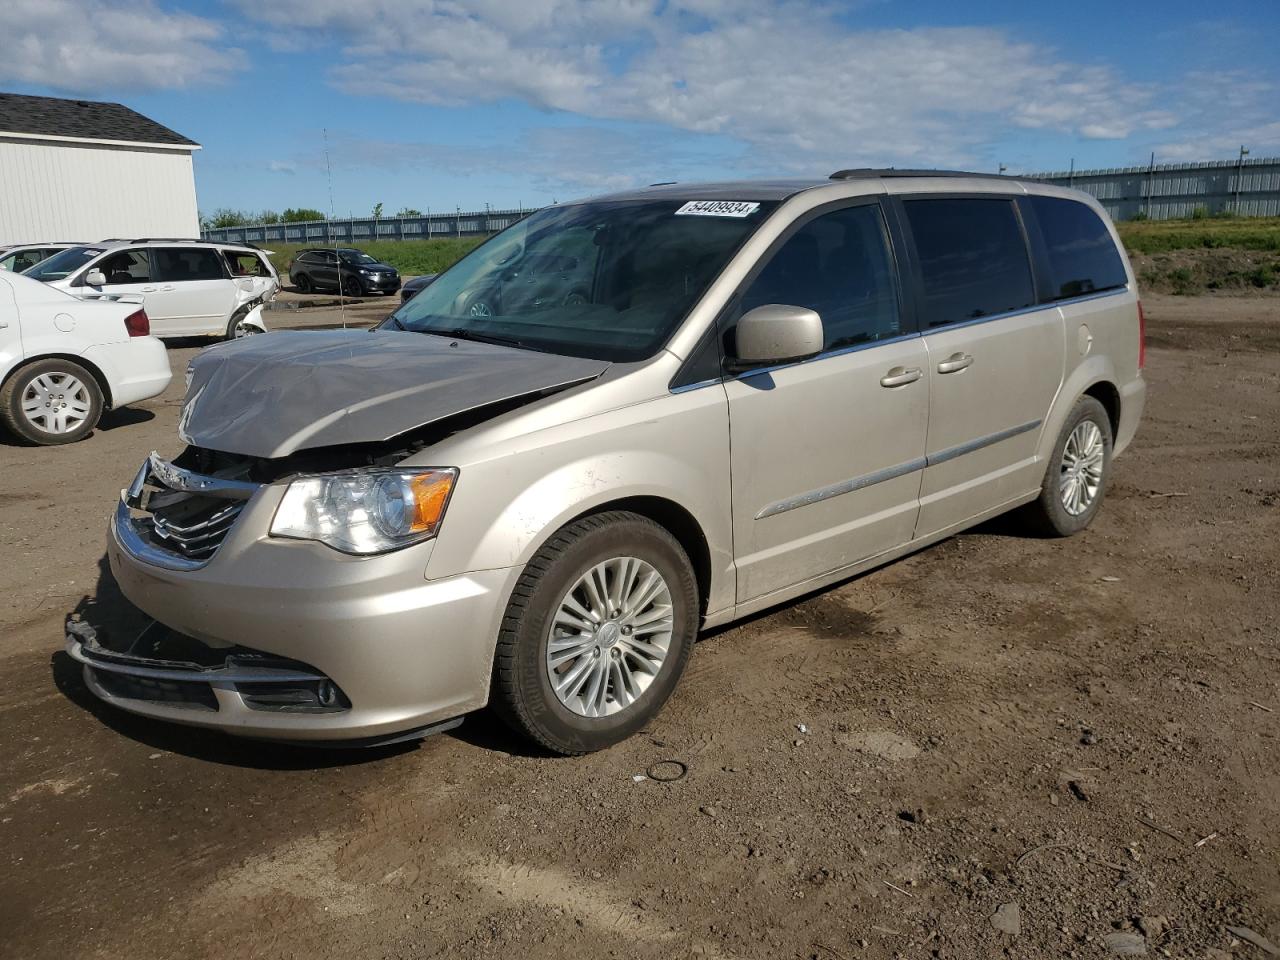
[72,171,1145,753]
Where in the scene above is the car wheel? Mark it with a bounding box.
[294,273,312,293]
[341,274,363,296]
[225,308,261,341]
[1,358,104,445]
[491,511,698,755]
[1024,395,1113,537]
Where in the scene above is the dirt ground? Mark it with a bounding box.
[1,293,1277,960]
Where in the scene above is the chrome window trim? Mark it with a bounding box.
[669,286,1130,395]
[755,417,1043,520]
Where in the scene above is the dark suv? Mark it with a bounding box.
[288,248,400,296]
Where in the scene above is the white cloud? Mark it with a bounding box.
[268,159,298,174]
[230,0,1180,170]
[0,0,244,92]
[308,125,738,199]
[1150,71,1280,161]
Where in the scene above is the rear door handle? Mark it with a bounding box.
[160,285,175,292]
[937,352,973,374]
[141,286,157,293]
[880,366,923,388]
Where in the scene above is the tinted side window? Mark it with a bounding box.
[904,198,1034,327]
[1030,196,1128,300]
[739,204,900,351]
[153,247,227,282]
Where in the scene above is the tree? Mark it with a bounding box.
[202,208,253,229]
[259,210,281,224]
[396,207,423,217]
[372,202,384,220]
[281,208,326,223]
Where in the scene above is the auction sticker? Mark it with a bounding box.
[675,200,761,218]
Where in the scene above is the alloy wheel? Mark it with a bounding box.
[21,372,92,435]
[545,557,674,718]
[1060,420,1105,515]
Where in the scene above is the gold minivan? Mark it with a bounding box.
[72,171,1146,753]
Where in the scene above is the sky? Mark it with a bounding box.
[2,0,1277,220]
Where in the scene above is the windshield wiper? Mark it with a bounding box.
[384,314,405,330]
[429,327,529,350]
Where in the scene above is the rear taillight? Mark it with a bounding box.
[1137,300,1146,369]
[124,308,150,338]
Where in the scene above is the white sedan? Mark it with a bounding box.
[0,271,171,445]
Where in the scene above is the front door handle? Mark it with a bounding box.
[880,366,923,388]
[160,285,175,292]
[937,352,973,374]
[141,286,157,293]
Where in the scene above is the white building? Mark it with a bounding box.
[0,92,200,245]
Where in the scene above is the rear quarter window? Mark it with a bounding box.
[903,197,1035,327]
[1029,196,1128,300]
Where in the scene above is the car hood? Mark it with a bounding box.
[179,329,610,459]
[349,261,396,272]
[403,273,438,289]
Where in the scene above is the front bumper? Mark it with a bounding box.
[360,274,401,293]
[100,490,518,741]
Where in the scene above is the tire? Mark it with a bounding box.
[341,274,363,296]
[491,511,699,755]
[294,273,312,293]
[1024,395,1113,537]
[1,358,104,445]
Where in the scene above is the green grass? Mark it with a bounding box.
[1116,217,1280,255]
[266,237,488,277]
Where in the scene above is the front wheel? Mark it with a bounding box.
[1,358,104,445]
[491,511,698,755]
[1024,396,1113,536]
[294,273,312,294]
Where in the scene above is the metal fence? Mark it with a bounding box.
[200,206,537,245]
[200,157,1280,243]
[1025,156,1280,221]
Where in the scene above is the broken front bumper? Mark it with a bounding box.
[94,492,521,742]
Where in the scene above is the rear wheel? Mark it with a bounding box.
[224,307,260,341]
[491,511,698,755]
[1024,395,1113,536]
[1,358,103,445]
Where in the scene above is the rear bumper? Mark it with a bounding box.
[83,338,172,408]
[1114,374,1146,457]
[101,499,519,741]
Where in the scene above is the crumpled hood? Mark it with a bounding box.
[179,329,609,459]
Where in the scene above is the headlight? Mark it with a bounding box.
[270,468,457,554]
[359,268,375,275]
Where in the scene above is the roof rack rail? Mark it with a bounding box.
[829,167,1011,181]
[127,237,204,243]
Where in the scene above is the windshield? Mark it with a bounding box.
[384,198,776,361]
[340,251,378,265]
[24,246,103,281]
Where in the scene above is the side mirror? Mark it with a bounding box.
[729,304,824,370]
[83,269,107,287]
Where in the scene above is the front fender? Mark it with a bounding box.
[424,387,735,618]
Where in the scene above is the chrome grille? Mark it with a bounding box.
[150,499,246,561]
[117,452,261,570]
